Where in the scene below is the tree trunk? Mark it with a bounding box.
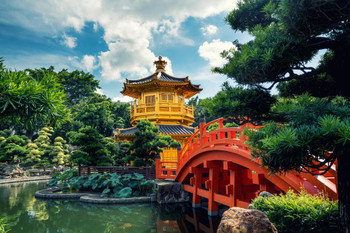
[332,38,350,97]
[337,150,350,233]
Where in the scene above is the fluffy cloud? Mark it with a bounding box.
[201,25,218,36]
[1,0,236,81]
[112,95,133,103]
[82,55,96,72]
[95,88,104,95]
[198,39,235,67]
[61,34,77,48]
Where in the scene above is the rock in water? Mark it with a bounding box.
[217,207,277,233]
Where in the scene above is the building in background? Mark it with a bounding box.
[114,56,202,165]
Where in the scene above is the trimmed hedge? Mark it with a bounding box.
[252,190,339,233]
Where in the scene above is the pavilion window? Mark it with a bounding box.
[146,95,155,106]
[168,94,173,102]
[161,94,167,102]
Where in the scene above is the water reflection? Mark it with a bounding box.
[156,204,220,233]
[0,182,220,233]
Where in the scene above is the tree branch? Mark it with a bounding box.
[307,37,337,51]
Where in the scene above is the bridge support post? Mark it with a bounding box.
[224,161,243,207]
[204,161,220,216]
[190,167,202,208]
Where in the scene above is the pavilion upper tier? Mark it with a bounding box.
[120,56,202,126]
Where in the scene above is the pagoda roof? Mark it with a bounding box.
[121,56,202,99]
[115,124,195,137]
[128,71,189,84]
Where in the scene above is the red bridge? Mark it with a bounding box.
[156,118,338,216]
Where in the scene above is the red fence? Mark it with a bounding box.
[78,165,155,180]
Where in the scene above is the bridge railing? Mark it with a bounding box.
[155,117,260,180]
[178,118,259,168]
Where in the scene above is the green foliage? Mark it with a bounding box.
[245,95,350,174]
[217,0,350,97]
[48,170,154,198]
[0,134,29,163]
[68,126,113,166]
[26,67,100,106]
[252,190,340,233]
[112,141,131,166]
[207,121,239,132]
[50,137,70,166]
[0,217,10,233]
[0,67,70,134]
[202,83,276,124]
[53,94,130,139]
[188,96,216,127]
[215,2,350,229]
[26,142,42,165]
[48,168,78,190]
[130,120,178,166]
[31,127,53,168]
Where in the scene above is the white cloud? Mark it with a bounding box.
[1,0,237,80]
[82,55,96,72]
[112,95,133,103]
[198,39,235,67]
[5,53,83,72]
[201,25,218,36]
[95,88,104,95]
[61,34,77,48]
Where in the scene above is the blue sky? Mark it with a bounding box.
[0,1,253,102]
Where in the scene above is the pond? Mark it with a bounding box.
[0,181,221,233]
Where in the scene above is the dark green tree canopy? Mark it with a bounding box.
[202,82,276,124]
[26,67,100,106]
[0,67,70,134]
[217,1,350,231]
[130,120,178,166]
[68,126,113,166]
[216,0,350,97]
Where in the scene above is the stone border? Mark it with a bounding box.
[80,194,152,204]
[35,187,156,204]
[0,176,51,185]
[35,187,92,200]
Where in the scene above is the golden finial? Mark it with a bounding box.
[154,56,167,72]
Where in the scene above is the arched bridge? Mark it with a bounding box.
[155,118,338,216]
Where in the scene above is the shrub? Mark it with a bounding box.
[48,169,154,198]
[251,190,340,233]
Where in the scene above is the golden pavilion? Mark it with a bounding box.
[114,56,202,163]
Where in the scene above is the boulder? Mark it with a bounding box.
[0,163,25,178]
[154,180,189,204]
[217,207,277,233]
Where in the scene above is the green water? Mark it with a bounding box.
[0,181,220,233]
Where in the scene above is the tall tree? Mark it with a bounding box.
[0,65,70,137]
[26,67,100,106]
[130,120,178,166]
[68,126,113,166]
[215,1,350,231]
[54,94,130,139]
